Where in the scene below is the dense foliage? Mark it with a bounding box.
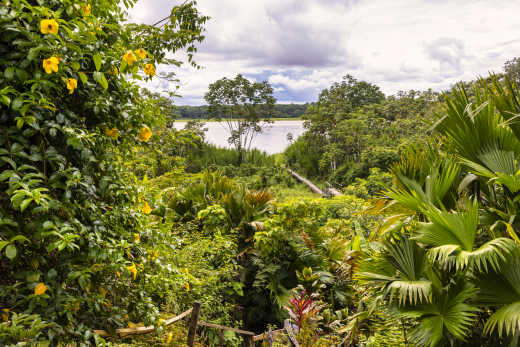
[285,75,440,187]
[177,103,308,119]
[359,76,520,346]
[205,74,276,165]
[0,0,207,344]
[3,1,520,345]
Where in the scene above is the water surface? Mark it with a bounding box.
[173,120,305,154]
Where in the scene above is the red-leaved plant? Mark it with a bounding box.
[285,288,324,329]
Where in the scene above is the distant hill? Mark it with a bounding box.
[176,103,309,119]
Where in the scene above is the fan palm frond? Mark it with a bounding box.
[477,249,520,338]
[357,237,433,305]
[415,201,516,271]
[402,286,479,347]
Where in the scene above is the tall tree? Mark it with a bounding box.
[205,74,276,164]
[504,57,520,84]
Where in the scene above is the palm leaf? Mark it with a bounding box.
[484,302,520,338]
[402,286,479,347]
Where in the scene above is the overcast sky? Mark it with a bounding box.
[128,0,520,105]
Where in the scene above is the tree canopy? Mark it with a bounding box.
[204,74,276,164]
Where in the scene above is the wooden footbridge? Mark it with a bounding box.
[287,168,343,197]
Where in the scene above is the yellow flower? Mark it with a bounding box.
[183,268,189,275]
[96,27,102,31]
[34,283,47,296]
[112,66,119,75]
[138,126,152,142]
[66,78,78,94]
[135,48,147,59]
[122,50,137,66]
[99,287,107,298]
[185,282,190,292]
[143,64,156,77]
[43,56,59,74]
[1,309,9,322]
[105,128,119,140]
[40,19,59,35]
[128,321,136,328]
[157,318,164,326]
[116,271,121,278]
[134,233,140,244]
[154,251,159,258]
[166,332,173,344]
[82,4,91,16]
[142,201,152,214]
[126,263,137,280]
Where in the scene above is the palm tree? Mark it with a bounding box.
[357,75,520,346]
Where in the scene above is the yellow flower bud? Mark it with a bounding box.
[122,50,137,66]
[66,78,78,94]
[135,48,147,59]
[34,282,47,296]
[126,263,137,280]
[105,128,119,140]
[82,4,91,16]
[138,126,152,142]
[143,64,156,77]
[142,201,152,214]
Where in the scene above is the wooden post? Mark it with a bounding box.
[218,329,225,346]
[243,334,254,347]
[284,319,299,347]
[267,328,274,347]
[187,302,201,347]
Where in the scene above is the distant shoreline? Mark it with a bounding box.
[174,118,304,122]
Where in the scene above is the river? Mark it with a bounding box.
[173,120,305,154]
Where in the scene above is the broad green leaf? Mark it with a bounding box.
[4,67,14,79]
[93,54,102,71]
[78,72,87,84]
[11,97,23,110]
[0,241,9,253]
[93,71,108,90]
[5,244,17,260]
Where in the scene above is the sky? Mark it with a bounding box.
[128,0,520,105]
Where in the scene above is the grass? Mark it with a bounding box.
[270,183,319,201]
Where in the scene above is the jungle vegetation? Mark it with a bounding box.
[2,0,520,346]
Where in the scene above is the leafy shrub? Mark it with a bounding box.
[0,0,207,343]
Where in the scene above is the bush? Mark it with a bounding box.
[0,0,207,343]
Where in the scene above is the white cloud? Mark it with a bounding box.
[129,0,520,105]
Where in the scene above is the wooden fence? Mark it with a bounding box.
[93,301,300,346]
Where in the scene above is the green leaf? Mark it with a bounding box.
[26,272,40,283]
[27,46,43,61]
[0,170,14,181]
[0,95,10,106]
[78,72,87,84]
[93,54,102,71]
[5,244,17,260]
[10,235,30,244]
[12,97,23,110]
[0,241,9,253]
[93,71,108,90]
[4,67,14,79]
[20,198,33,212]
[71,62,80,71]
